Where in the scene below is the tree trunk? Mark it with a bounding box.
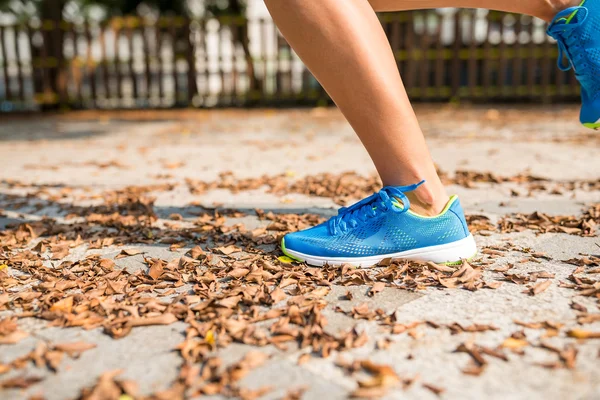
[227,0,261,94]
[235,22,260,93]
[184,22,197,105]
[39,0,66,109]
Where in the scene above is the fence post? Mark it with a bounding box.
[127,19,138,102]
[185,19,197,106]
[451,10,462,100]
[434,14,445,99]
[405,11,416,95]
[141,20,151,104]
[0,26,11,102]
[14,26,25,104]
[49,21,68,109]
[170,19,180,106]
[71,22,84,107]
[85,21,97,107]
[467,10,477,99]
[99,22,110,101]
[419,12,432,100]
[482,13,493,98]
[114,22,123,102]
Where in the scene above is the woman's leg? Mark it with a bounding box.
[265,0,447,215]
[368,0,580,22]
[264,0,579,215]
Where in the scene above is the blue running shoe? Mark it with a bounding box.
[548,1,600,129]
[281,181,477,267]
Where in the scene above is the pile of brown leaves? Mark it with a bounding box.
[1,171,599,398]
[185,171,381,206]
[184,171,600,206]
[442,170,600,195]
[498,205,599,237]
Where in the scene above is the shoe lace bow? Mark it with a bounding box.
[547,7,592,86]
[328,180,425,235]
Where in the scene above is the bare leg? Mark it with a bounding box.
[264,0,579,215]
[369,0,581,22]
[265,0,446,214]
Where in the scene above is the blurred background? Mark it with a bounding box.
[0,0,581,112]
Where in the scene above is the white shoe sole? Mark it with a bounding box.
[283,234,477,268]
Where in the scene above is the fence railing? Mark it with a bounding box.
[0,10,580,111]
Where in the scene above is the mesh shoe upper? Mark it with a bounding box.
[283,189,470,259]
[547,0,600,124]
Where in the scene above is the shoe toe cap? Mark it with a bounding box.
[282,224,332,257]
[580,94,600,125]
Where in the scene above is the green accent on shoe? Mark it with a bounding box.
[440,251,479,266]
[406,195,460,220]
[392,194,460,220]
[566,0,587,24]
[280,237,303,262]
[583,122,600,130]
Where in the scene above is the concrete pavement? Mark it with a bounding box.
[0,105,599,400]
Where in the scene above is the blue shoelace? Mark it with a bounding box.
[547,7,593,87]
[328,180,425,235]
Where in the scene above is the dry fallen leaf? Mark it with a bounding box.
[530,280,552,296]
[128,313,178,327]
[218,296,242,309]
[0,329,29,345]
[282,386,308,400]
[50,297,74,313]
[462,360,487,376]
[502,337,529,349]
[186,246,206,260]
[368,282,386,297]
[80,369,124,399]
[215,245,241,255]
[241,351,270,369]
[356,360,401,389]
[51,244,70,260]
[297,353,311,365]
[115,248,143,259]
[567,329,600,339]
[350,387,390,398]
[0,375,44,389]
[53,342,97,357]
[147,259,165,280]
[423,382,445,396]
[426,261,456,273]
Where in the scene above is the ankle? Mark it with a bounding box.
[406,184,449,216]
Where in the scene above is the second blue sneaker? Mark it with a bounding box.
[281,181,477,267]
[548,1,600,129]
